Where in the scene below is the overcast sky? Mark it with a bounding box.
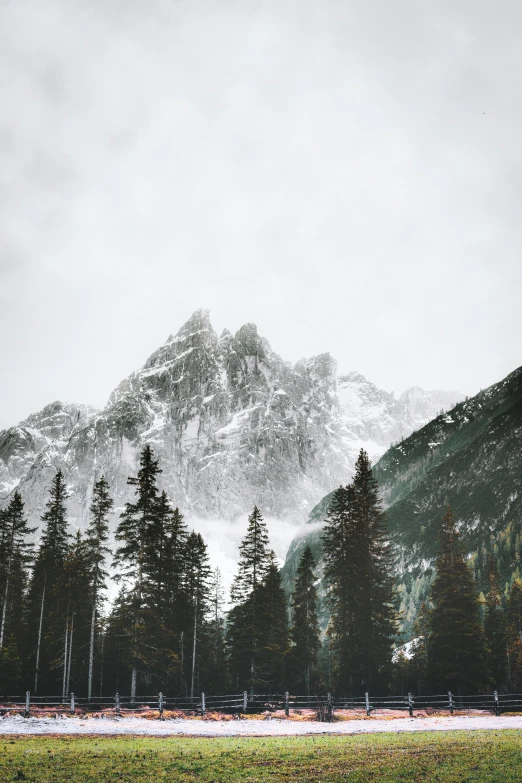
[1,0,521,429]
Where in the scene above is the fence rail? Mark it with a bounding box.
[0,689,518,718]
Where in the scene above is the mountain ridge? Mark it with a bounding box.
[0,310,464,549]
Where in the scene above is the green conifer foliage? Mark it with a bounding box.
[25,470,70,693]
[426,506,489,694]
[289,545,320,694]
[85,477,113,698]
[0,492,34,656]
[227,506,272,691]
[506,579,522,689]
[184,531,211,697]
[322,450,396,694]
[409,601,429,695]
[484,554,507,689]
[257,555,289,692]
[0,634,22,694]
[113,445,162,698]
[206,567,228,694]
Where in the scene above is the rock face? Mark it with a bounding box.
[282,364,522,632]
[0,310,463,540]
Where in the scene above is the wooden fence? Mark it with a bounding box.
[0,689,515,718]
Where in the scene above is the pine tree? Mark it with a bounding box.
[426,506,489,694]
[484,554,507,689]
[506,579,522,689]
[227,506,271,692]
[0,634,22,694]
[257,554,289,691]
[206,567,228,693]
[184,532,211,697]
[0,492,34,652]
[322,450,396,694]
[409,602,429,695]
[50,531,91,698]
[113,445,162,698]
[84,477,112,698]
[289,545,320,694]
[25,470,70,693]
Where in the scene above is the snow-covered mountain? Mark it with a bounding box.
[0,310,463,545]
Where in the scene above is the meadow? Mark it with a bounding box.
[1,730,521,782]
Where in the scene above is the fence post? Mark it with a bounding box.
[494,690,499,716]
[243,691,248,713]
[327,692,332,720]
[408,692,413,717]
[159,692,164,720]
[70,693,75,715]
[25,691,30,718]
[201,692,205,715]
[365,692,370,716]
[448,691,454,715]
[285,691,289,716]
[115,692,120,716]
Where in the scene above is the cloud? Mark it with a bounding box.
[1,0,521,428]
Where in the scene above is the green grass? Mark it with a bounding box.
[1,731,522,782]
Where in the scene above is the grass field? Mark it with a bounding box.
[1,730,521,782]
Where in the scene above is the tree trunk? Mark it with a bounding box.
[99,631,105,697]
[191,595,198,698]
[0,568,10,650]
[130,662,137,701]
[88,598,96,699]
[66,610,74,696]
[34,574,46,694]
[62,614,69,700]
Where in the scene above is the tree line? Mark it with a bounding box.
[1,446,520,697]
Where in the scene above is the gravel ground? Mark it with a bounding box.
[1,714,522,736]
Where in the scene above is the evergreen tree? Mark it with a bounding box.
[484,554,507,689]
[426,506,489,694]
[113,445,161,698]
[0,635,22,694]
[409,602,429,695]
[289,545,320,694]
[206,567,228,693]
[49,531,91,698]
[0,492,34,653]
[257,554,289,691]
[84,477,112,698]
[227,506,271,692]
[322,450,396,694]
[184,532,211,697]
[25,470,70,693]
[506,579,522,689]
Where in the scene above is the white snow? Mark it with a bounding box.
[1,714,522,736]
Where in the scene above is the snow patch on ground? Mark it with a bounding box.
[2,714,522,736]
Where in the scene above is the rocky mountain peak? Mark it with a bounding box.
[0,311,464,552]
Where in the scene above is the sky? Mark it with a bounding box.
[1,0,521,430]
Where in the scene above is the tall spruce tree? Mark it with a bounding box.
[506,579,522,689]
[25,470,70,693]
[289,545,320,694]
[257,554,289,691]
[484,554,506,689]
[322,450,396,694]
[426,506,489,694]
[184,531,211,697]
[0,492,34,652]
[113,445,161,699]
[50,531,91,698]
[227,506,271,692]
[206,567,228,693]
[84,477,112,698]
